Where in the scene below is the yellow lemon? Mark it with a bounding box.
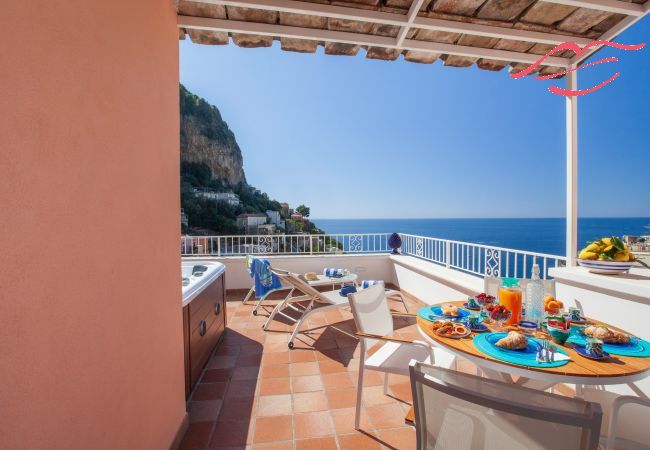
[579,250,598,260]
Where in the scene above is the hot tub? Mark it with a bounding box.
[181,260,225,306]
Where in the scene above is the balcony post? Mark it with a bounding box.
[566,69,578,267]
[445,241,451,268]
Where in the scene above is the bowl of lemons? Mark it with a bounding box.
[578,237,647,275]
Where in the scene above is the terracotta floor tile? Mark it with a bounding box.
[265,333,289,344]
[318,359,348,374]
[290,361,320,377]
[293,411,334,439]
[218,398,256,423]
[187,399,222,423]
[257,394,293,416]
[262,352,290,366]
[295,436,338,450]
[233,366,262,381]
[366,403,409,429]
[226,380,258,399]
[202,368,233,383]
[215,345,242,356]
[253,441,293,449]
[291,375,324,393]
[330,407,374,435]
[378,427,416,449]
[253,415,293,443]
[326,388,358,409]
[322,372,354,390]
[262,363,290,379]
[336,431,383,450]
[387,383,413,403]
[210,420,253,447]
[192,382,227,401]
[315,348,340,362]
[259,377,291,396]
[290,350,317,363]
[361,385,395,407]
[178,421,214,450]
[293,391,329,413]
[239,345,264,356]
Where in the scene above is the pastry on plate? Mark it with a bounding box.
[304,272,318,281]
[441,303,459,316]
[495,331,528,350]
[583,325,630,344]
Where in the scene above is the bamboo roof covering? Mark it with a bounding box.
[177,0,649,75]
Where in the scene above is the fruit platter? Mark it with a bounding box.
[431,320,470,339]
[578,236,648,274]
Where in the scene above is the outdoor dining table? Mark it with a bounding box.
[416,301,650,393]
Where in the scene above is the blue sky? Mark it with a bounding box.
[179,16,650,219]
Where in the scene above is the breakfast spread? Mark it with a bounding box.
[495,331,528,350]
[441,303,460,317]
[431,320,468,337]
[583,325,631,345]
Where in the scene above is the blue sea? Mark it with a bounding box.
[314,218,650,256]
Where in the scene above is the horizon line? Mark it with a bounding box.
[310,216,650,220]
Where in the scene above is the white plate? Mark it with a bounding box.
[577,259,634,275]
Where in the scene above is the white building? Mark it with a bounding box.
[192,189,240,207]
[236,213,267,234]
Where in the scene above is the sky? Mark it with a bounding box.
[179,16,650,219]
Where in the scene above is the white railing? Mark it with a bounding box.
[181,233,391,256]
[400,234,566,279]
[181,233,566,279]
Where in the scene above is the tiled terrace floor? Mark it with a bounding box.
[179,289,454,450]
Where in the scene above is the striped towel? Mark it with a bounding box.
[324,268,345,278]
[361,280,385,289]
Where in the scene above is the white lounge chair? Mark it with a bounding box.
[359,279,409,313]
[409,360,603,450]
[263,268,353,349]
[348,285,457,430]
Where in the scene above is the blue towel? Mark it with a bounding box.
[250,257,282,299]
[361,280,385,289]
[324,268,345,277]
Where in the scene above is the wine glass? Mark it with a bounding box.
[476,293,495,323]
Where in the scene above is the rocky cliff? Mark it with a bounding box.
[180,84,246,186]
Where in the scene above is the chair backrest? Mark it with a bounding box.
[484,276,556,299]
[409,361,602,450]
[347,285,393,352]
[270,267,333,303]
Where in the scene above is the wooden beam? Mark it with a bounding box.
[541,0,645,16]
[178,15,572,66]
[396,0,426,48]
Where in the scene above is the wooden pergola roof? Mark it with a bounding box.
[177,0,649,75]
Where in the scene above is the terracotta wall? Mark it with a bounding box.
[0,1,185,448]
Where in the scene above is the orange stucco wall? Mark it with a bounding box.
[0,1,185,449]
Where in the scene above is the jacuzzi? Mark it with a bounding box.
[181,260,225,306]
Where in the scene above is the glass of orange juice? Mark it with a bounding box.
[498,278,522,325]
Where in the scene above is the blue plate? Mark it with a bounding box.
[568,328,650,357]
[473,332,570,368]
[428,305,471,320]
[470,323,488,332]
[574,345,610,361]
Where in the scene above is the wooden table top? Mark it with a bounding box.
[417,301,650,382]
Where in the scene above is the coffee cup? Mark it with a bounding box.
[468,314,482,329]
[585,337,604,358]
[568,307,582,322]
[467,297,479,309]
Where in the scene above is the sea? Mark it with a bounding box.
[314,218,650,256]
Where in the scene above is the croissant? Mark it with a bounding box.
[441,304,459,316]
[583,325,630,344]
[496,331,528,350]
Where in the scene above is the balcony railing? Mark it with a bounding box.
[181,233,566,279]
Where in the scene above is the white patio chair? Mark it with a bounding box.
[409,360,603,450]
[348,285,457,430]
[359,279,409,313]
[484,276,556,299]
[263,268,353,348]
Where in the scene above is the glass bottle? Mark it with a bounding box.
[526,263,545,327]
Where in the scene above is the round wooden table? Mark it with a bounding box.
[417,301,650,388]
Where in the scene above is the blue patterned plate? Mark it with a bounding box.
[573,345,610,361]
[463,302,481,311]
[470,323,488,333]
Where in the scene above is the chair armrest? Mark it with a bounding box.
[355,332,415,344]
[606,395,650,450]
[391,312,417,317]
